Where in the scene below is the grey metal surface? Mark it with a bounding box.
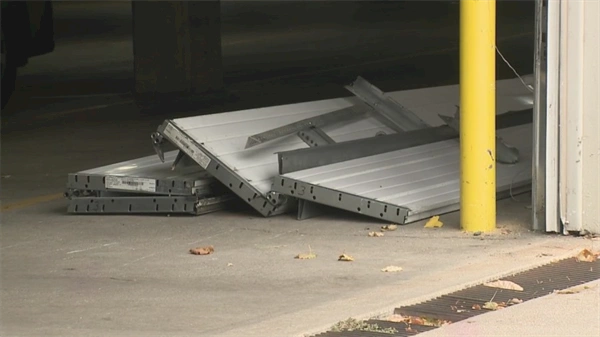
[67,151,214,196]
[245,105,367,149]
[279,108,533,174]
[156,77,533,218]
[159,121,296,217]
[297,127,336,147]
[345,76,429,132]
[297,200,330,220]
[66,194,233,215]
[274,124,533,224]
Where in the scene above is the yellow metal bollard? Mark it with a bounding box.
[460,0,496,232]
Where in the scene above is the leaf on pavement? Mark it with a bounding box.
[471,304,482,310]
[381,224,398,232]
[386,314,405,323]
[424,215,444,228]
[189,245,214,255]
[295,252,317,260]
[338,254,354,262]
[381,265,403,272]
[483,280,524,291]
[368,231,384,237]
[295,245,317,260]
[482,301,500,310]
[507,298,523,305]
[576,249,598,262]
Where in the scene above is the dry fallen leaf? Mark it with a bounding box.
[368,231,384,237]
[484,280,524,291]
[508,298,523,305]
[576,249,598,262]
[189,245,214,255]
[482,301,499,310]
[472,304,482,310]
[227,262,234,267]
[381,265,403,272]
[555,285,593,294]
[338,254,354,262]
[381,224,398,232]
[295,253,317,260]
[386,314,405,323]
[295,245,317,260]
[424,215,444,228]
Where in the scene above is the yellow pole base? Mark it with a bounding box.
[460,0,496,233]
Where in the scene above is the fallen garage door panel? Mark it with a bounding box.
[67,194,233,215]
[155,77,533,217]
[272,124,533,224]
[66,151,214,196]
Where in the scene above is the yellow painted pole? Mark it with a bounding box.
[460,0,496,232]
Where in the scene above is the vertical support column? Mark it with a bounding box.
[132,1,223,110]
[459,0,496,232]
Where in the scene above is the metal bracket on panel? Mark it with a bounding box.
[272,176,411,224]
[278,125,458,174]
[278,108,534,174]
[297,199,329,220]
[158,120,295,217]
[345,76,429,132]
[171,150,197,171]
[151,131,166,163]
[244,105,368,149]
[297,126,336,147]
[438,106,521,164]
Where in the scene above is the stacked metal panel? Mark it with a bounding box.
[66,76,534,224]
[65,151,234,215]
[148,76,534,223]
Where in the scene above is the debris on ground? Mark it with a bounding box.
[386,314,405,323]
[227,262,234,267]
[472,304,482,310]
[338,254,354,262]
[295,245,317,259]
[368,231,384,237]
[555,284,595,295]
[483,280,524,291]
[189,245,214,255]
[576,248,599,262]
[331,318,397,334]
[507,298,523,305]
[424,215,443,228]
[482,301,503,310]
[381,265,403,272]
[399,315,452,327]
[381,224,398,232]
[473,231,483,236]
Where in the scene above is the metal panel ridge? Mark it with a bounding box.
[66,151,213,196]
[273,124,533,224]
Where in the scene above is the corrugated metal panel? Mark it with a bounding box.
[274,124,532,224]
[167,77,533,202]
[67,151,214,196]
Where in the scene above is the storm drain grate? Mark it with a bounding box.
[314,255,599,337]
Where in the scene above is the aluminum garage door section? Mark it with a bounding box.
[273,124,533,224]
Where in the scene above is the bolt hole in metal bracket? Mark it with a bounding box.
[155,121,294,217]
